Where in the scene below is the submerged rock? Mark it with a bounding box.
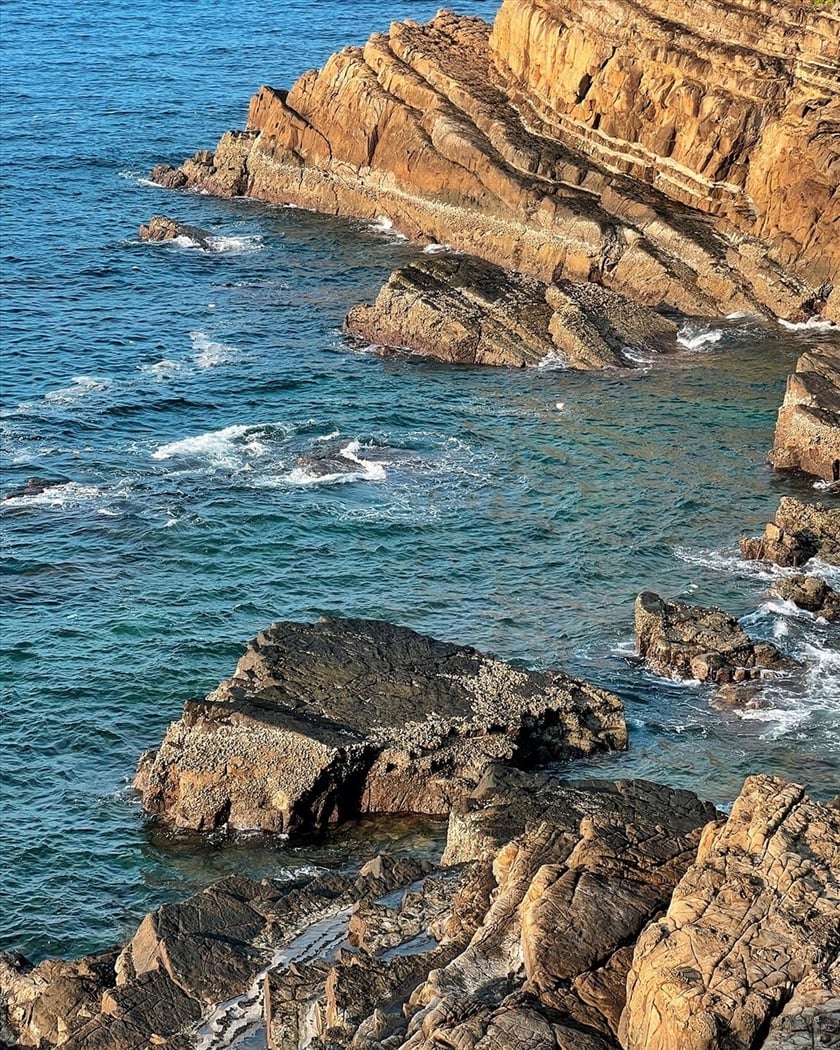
[634,591,788,684]
[344,253,677,369]
[741,497,840,567]
[620,775,840,1050]
[149,2,839,323]
[770,573,840,621]
[134,617,627,834]
[138,215,216,250]
[1,477,67,502]
[769,344,840,484]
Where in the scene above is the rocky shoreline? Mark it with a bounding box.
[3,488,839,1049]
[5,0,839,1046]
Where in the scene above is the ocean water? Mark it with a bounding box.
[1,0,838,965]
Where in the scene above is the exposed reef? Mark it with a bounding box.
[634,591,788,685]
[138,215,216,250]
[150,1,840,322]
[344,253,678,368]
[134,617,627,834]
[3,774,837,1049]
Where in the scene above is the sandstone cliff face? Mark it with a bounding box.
[153,0,840,322]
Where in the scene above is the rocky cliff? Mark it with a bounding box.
[152,0,840,322]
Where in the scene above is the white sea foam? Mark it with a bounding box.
[152,424,253,465]
[285,439,387,486]
[623,345,654,366]
[777,316,839,332]
[140,359,182,378]
[368,215,407,241]
[676,324,724,351]
[536,351,569,370]
[190,331,242,368]
[314,429,341,443]
[1,482,102,509]
[422,242,451,254]
[45,376,112,403]
[205,233,264,254]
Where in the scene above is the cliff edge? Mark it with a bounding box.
[152,0,840,322]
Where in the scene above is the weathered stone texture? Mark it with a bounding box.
[135,617,627,834]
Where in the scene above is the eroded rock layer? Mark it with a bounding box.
[344,253,678,368]
[134,618,627,834]
[741,497,840,567]
[634,591,788,684]
[152,1,840,321]
[4,775,836,1050]
[621,775,840,1050]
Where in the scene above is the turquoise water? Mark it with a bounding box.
[1,0,838,964]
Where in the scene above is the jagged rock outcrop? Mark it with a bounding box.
[769,343,840,483]
[344,253,678,368]
[4,776,834,1050]
[134,617,626,834]
[620,775,840,1050]
[770,573,840,620]
[138,215,215,250]
[741,497,840,567]
[634,591,788,684]
[151,1,840,322]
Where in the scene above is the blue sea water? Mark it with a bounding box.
[1,0,838,965]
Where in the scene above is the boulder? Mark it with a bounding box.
[134,617,627,834]
[769,573,840,621]
[634,591,788,684]
[741,497,840,567]
[769,344,840,483]
[150,2,839,322]
[620,775,840,1050]
[344,253,677,369]
[138,214,215,250]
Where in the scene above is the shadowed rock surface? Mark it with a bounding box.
[741,497,840,567]
[634,591,788,684]
[150,1,840,322]
[138,215,215,250]
[344,253,678,369]
[134,617,627,834]
[769,343,840,484]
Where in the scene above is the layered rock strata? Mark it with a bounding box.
[151,1,840,322]
[4,775,835,1050]
[741,497,840,567]
[134,617,627,834]
[769,343,840,484]
[344,253,678,368]
[634,591,788,684]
